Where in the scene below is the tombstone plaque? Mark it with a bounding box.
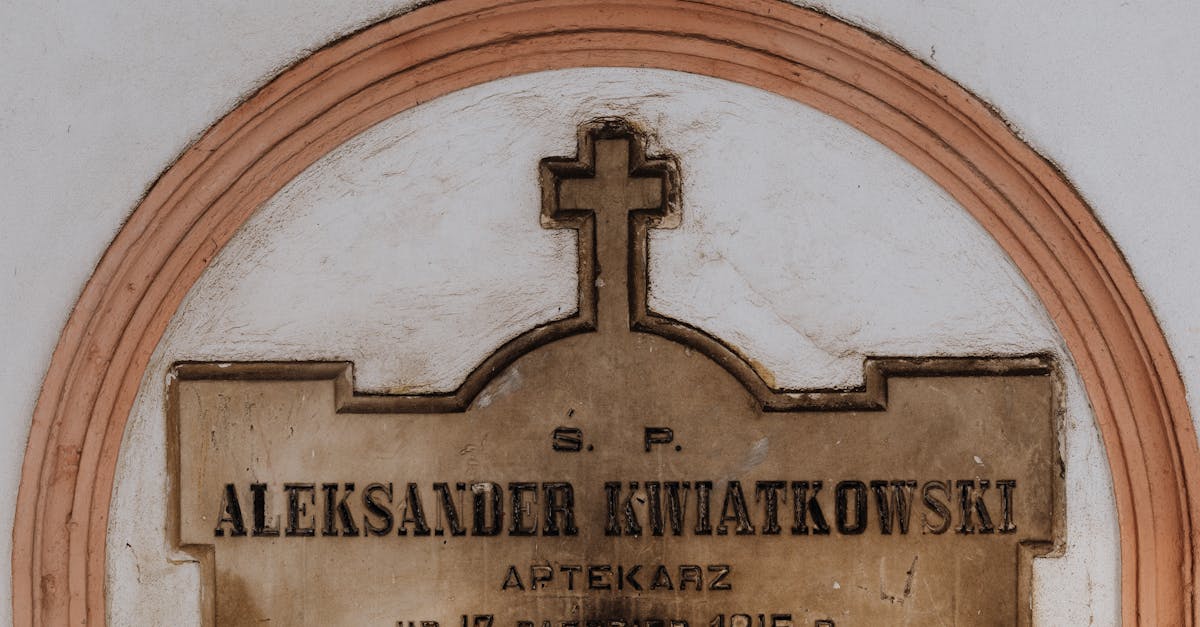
[172,120,1062,626]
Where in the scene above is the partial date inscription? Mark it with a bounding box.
[172,120,1062,626]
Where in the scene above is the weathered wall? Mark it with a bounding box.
[2,1,1196,624]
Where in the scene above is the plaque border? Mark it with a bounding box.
[13,0,1198,624]
[165,356,1063,625]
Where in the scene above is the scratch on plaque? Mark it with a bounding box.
[904,555,918,598]
[880,560,896,604]
[732,437,770,477]
[476,367,523,408]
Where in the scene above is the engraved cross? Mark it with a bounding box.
[542,126,676,334]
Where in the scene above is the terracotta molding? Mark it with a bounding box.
[12,0,1197,624]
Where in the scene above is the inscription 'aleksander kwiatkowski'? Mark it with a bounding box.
[172,120,1063,626]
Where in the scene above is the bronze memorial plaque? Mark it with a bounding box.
[172,120,1062,626]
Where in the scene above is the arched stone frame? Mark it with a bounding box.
[11,0,1198,624]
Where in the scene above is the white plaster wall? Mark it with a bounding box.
[2,1,1197,624]
[106,70,1117,625]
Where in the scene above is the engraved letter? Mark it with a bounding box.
[921,480,952,535]
[472,482,503,536]
[956,479,996,534]
[997,479,1017,533]
[214,483,247,537]
[433,482,466,537]
[398,482,431,536]
[531,564,554,590]
[552,427,584,452]
[835,481,868,535]
[647,482,665,536]
[707,565,733,591]
[501,565,525,591]
[321,482,360,537]
[250,482,279,537]
[664,481,690,535]
[644,427,675,452]
[543,482,578,536]
[717,480,756,535]
[791,481,830,535]
[604,481,642,536]
[362,482,394,536]
[870,480,916,535]
[694,481,714,535]
[678,564,703,591]
[508,482,539,536]
[755,481,787,535]
[283,483,316,537]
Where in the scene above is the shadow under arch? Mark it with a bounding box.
[13,0,1197,624]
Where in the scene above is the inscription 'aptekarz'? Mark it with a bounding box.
[172,119,1062,627]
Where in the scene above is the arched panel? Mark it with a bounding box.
[13,0,1197,624]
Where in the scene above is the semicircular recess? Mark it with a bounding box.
[107,68,1118,625]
